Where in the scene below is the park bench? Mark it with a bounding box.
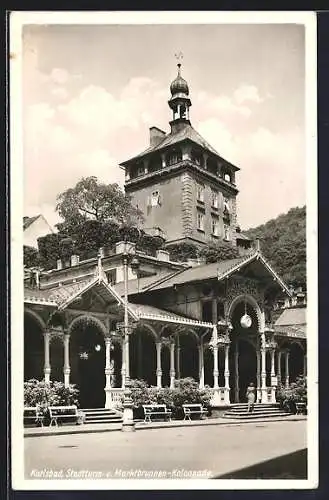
[295,402,307,415]
[182,403,208,421]
[142,404,172,423]
[24,406,44,427]
[48,405,79,427]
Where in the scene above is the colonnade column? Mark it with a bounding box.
[270,348,276,403]
[260,335,267,403]
[176,336,181,379]
[234,342,239,402]
[104,337,112,408]
[43,331,51,384]
[224,344,230,404]
[170,341,175,389]
[63,333,70,388]
[156,341,162,388]
[277,350,282,384]
[213,344,219,389]
[256,349,261,402]
[121,339,126,389]
[285,351,290,387]
[198,343,204,389]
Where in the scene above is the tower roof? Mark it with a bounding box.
[120,122,239,171]
[170,63,189,97]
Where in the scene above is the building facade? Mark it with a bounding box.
[121,63,239,246]
[23,65,307,410]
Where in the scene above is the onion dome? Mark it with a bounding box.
[170,63,189,96]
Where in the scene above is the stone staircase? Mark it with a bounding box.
[222,403,292,421]
[81,408,123,425]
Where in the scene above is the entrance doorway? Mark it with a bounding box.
[70,320,105,408]
[229,298,258,403]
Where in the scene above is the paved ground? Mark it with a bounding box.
[24,419,307,480]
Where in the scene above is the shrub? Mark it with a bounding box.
[276,375,307,413]
[24,379,80,409]
[128,378,212,419]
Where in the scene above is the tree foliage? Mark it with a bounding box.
[166,242,199,262]
[56,176,144,233]
[244,206,306,288]
[23,245,39,268]
[197,240,241,263]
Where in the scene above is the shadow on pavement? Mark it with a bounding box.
[212,448,307,479]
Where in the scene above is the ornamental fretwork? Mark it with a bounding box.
[225,276,264,313]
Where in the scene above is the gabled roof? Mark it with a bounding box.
[120,123,239,171]
[275,307,306,327]
[274,307,306,339]
[139,250,292,296]
[23,215,41,230]
[128,303,213,328]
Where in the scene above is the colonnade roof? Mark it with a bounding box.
[128,302,213,328]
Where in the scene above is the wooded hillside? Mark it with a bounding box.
[244,206,306,289]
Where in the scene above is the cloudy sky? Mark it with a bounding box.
[22,21,306,230]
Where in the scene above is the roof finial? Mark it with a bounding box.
[175,51,184,75]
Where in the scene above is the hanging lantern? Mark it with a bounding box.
[79,351,89,360]
[95,344,101,352]
[240,300,252,328]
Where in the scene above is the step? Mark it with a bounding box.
[222,412,291,420]
[82,418,123,424]
[81,408,120,413]
[228,409,284,415]
[224,411,291,418]
[226,410,289,416]
[225,407,289,413]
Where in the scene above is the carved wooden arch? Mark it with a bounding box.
[24,307,46,331]
[227,294,263,332]
[134,322,159,342]
[68,314,108,337]
[288,339,305,352]
[177,327,200,345]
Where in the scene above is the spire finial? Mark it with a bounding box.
[175,51,183,75]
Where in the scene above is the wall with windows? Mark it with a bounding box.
[190,173,237,244]
[128,174,185,242]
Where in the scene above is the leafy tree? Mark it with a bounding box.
[55,176,143,233]
[244,206,306,288]
[37,233,62,270]
[197,240,241,263]
[23,245,39,268]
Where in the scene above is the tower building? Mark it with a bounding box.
[120,63,240,246]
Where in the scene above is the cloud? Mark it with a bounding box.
[233,84,265,105]
[23,61,304,230]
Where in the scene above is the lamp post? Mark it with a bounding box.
[121,241,140,432]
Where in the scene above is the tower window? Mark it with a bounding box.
[224,224,230,241]
[150,191,161,207]
[196,183,205,203]
[207,158,218,176]
[223,171,232,183]
[197,210,205,231]
[211,216,219,237]
[137,165,145,176]
[211,189,219,209]
[223,198,231,222]
[191,149,202,166]
[166,149,182,166]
